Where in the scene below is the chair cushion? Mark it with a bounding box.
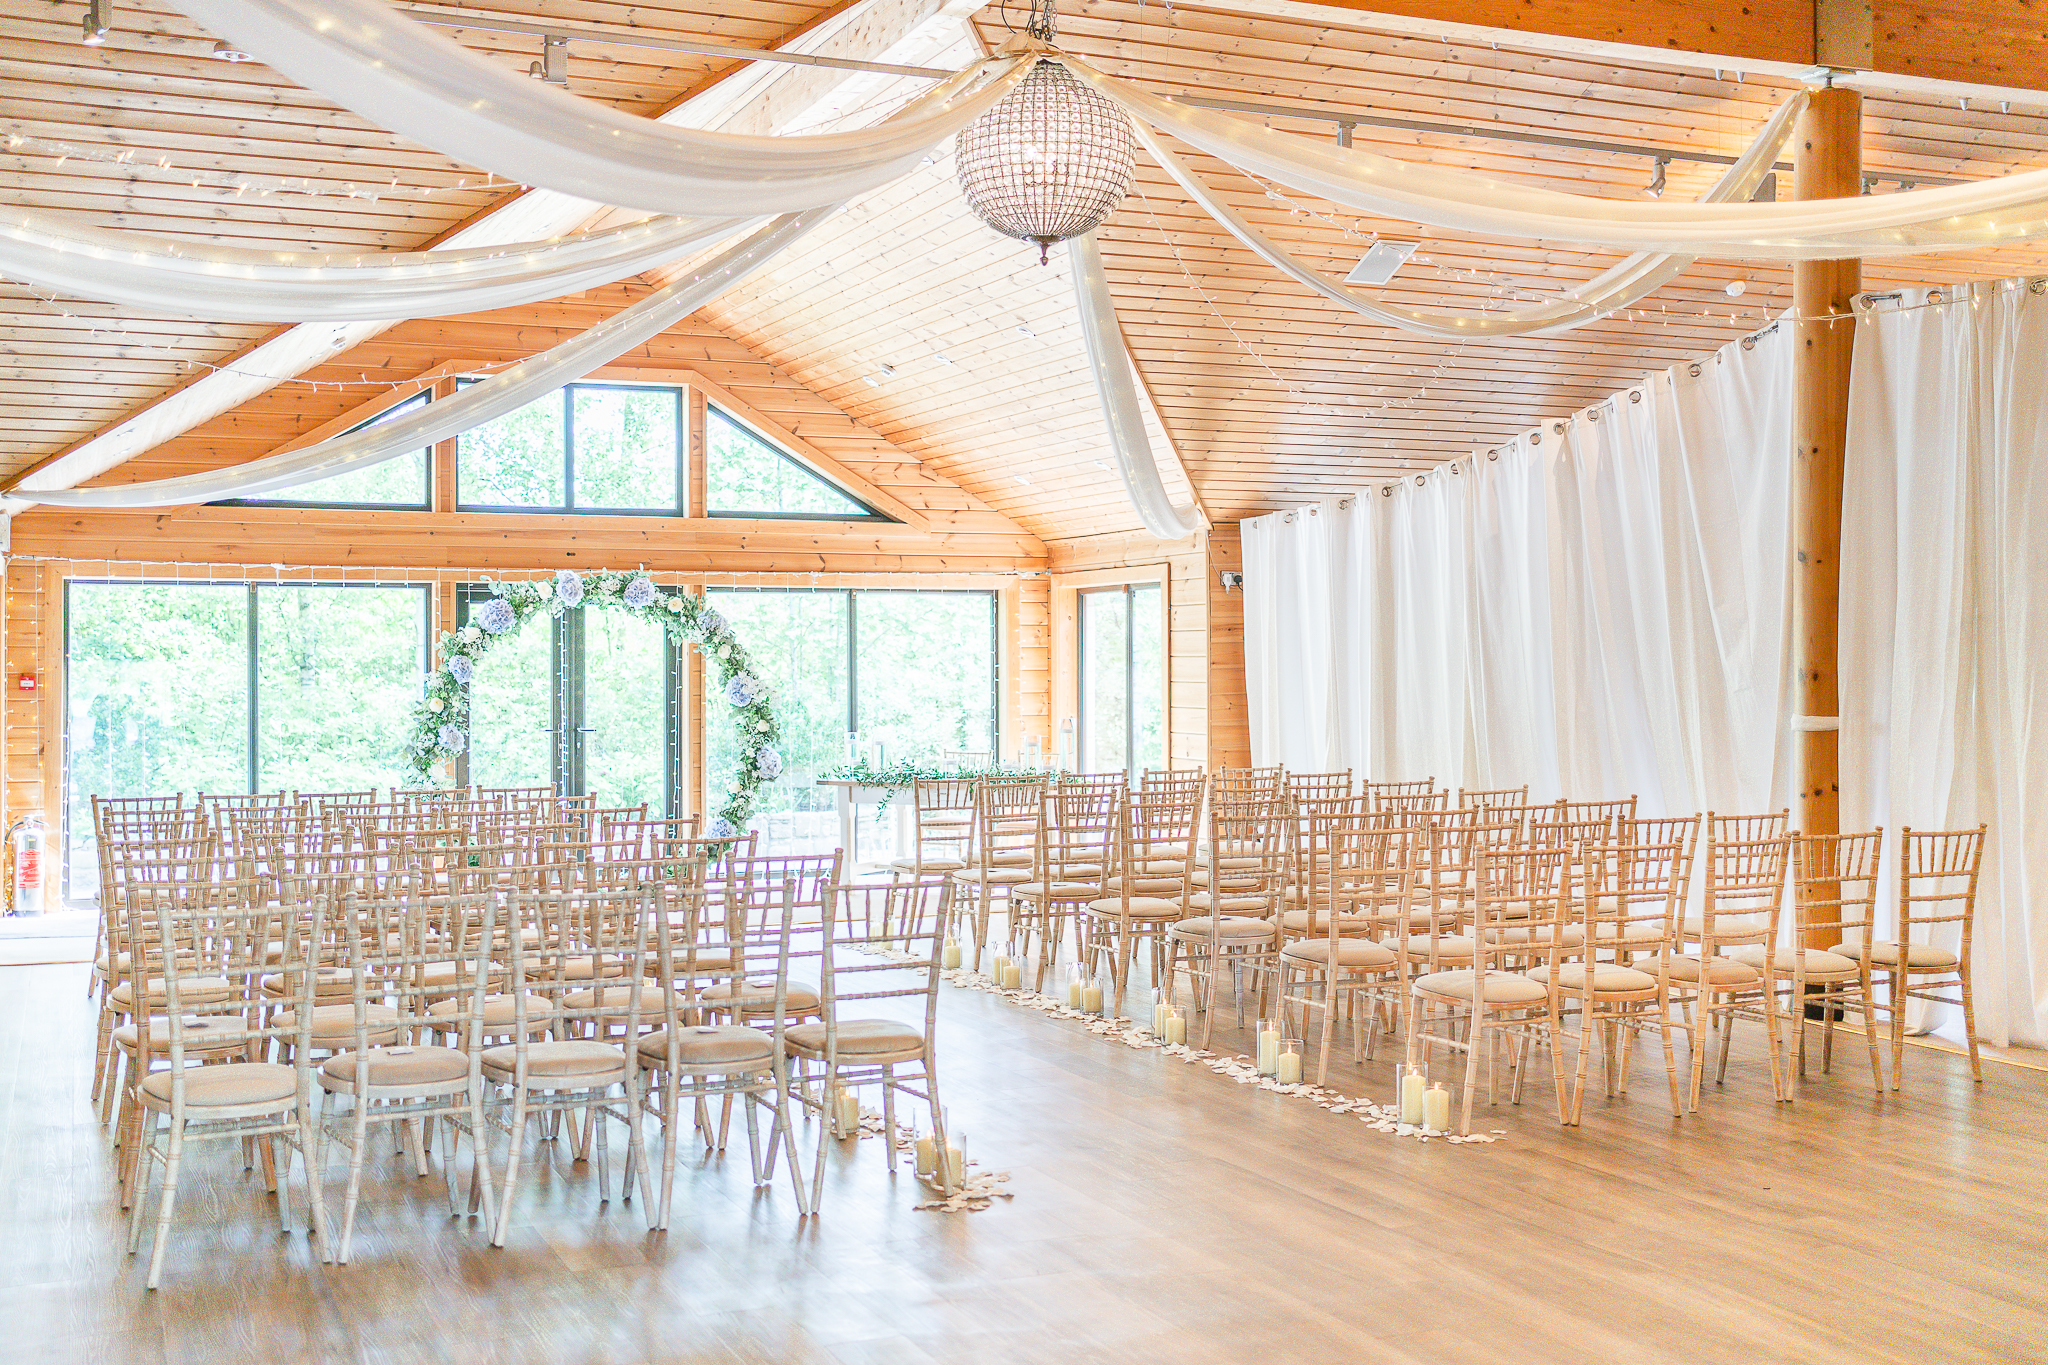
[1728,945,1864,978]
[1527,962,1658,993]
[1103,877,1185,895]
[141,1062,297,1108]
[783,1019,924,1060]
[479,1039,626,1080]
[1655,955,1762,986]
[1676,915,1771,941]
[561,985,660,1012]
[1277,910,1380,933]
[1281,938,1398,969]
[1085,896,1185,920]
[888,857,968,873]
[1391,934,1476,960]
[113,1017,248,1054]
[1835,940,1960,970]
[108,976,231,1011]
[274,1002,403,1040]
[1187,891,1274,914]
[637,1024,775,1069]
[260,967,352,998]
[698,981,822,1015]
[424,992,556,1029]
[321,1045,471,1089]
[953,867,1033,886]
[1169,916,1277,942]
[1411,969,1550,1004]
[1015,881,1102,900]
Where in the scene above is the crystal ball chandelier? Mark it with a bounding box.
[955,6,1135,265]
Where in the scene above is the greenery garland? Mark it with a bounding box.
[823,758,1071,824]
[405,568,779,838]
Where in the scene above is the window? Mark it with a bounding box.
[62,581,428,900]
[705,407,883,519]
[457,381,682,513]
[220,391,431,509]
[455,586,682,812]
[705,588,998,854]
[1079,583,1163,777]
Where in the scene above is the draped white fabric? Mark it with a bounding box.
[1243,323,1792,817]
[1841,280,2048,1047]
[4,211,832,508]
[1128,93,1804,339]
[1069,231,1205,539]
[175,0,1026,218]
[0,209,757,321]
[1072,60,2048,260]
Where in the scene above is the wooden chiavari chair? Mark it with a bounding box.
[1141,767,1208,799]
[949,775,1044,972]
[312,887,501,1260]
[1841,825,1987,1089]
[1559,796,1639,827]
[1374,787,1449,816]
[1214,765,1284,801]
[1082,783,1201,1015]
[125,873,331,1288]
[296,789,378,810]
[1278,814,1409,1083]
[1408,842,1573,1135]
[484,887,660,1244]
[700,852,841,1033]
[1754,829,1886,1097]
[787,878,958,1208]
[1165,799,1286,1046]
[1013,782,1119,991]
[1456,785,1529,813]
[638,876,811,1227]
[98,825,220,1135]
[887,777,977,889]
[1709,809,1789,845]
[1658,823,1791,1107]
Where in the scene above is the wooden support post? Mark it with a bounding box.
[1792,85,1860,945]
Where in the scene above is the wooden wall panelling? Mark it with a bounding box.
[1009,575,1052,765]
[1,562,48,835]
[1205,524,1252,771]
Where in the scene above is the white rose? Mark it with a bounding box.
[718,645,731,659]
[428,697,445,713]
[757,720,771,732]
[666,597,684,613]
[462,625,481,643]
[535,578,553,599]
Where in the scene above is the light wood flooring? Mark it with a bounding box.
[2,959,2042,1365]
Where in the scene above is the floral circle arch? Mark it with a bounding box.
[405,568,781,838]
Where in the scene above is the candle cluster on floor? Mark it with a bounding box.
[940,967,1506,1145]
[823,1086,1016,1212]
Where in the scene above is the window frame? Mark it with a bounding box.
[61,577,432,896]
[454,380,687,517]
[1075,580,1165,780]
[702,404,893,523]
[213,391,435,512]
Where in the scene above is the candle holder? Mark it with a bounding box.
[1399,1064,1428,1126]
[1150,987,1169,1035]
[1256,1017,1282,1075]
[941,933,963,971]
[1162,1007,1187,1046]
[829,1082,861,1138]
[1277,1037,1306,1085]
[1001,941,1024,991]
[915,1107,945,1178]
[1064,963,1086,1011]
[1423,1081,1452,1135]
[1080,970,1105,1017]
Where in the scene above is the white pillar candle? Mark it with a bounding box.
[1001,960,1022,991]
[1163,1011,1187,1046]
[1256,1022,1281,1075]
[941,936,962,970]
[1276,1042,1304,1085]
[831,1084,860,1136]
[943,1139,965,1185]
[1400,1066,1427,1126]
[1151,992,1170,1034]
[914,1131,936,1177]
[1066,973,1084,1009]
[1424,1082,1452,1134]
[1081,981,1104,1015]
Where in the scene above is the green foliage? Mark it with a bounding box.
[254,392,429,507]
[573,387,678,511]
[705,407,871,516]
[458,387,565,508]
[256,585,427,791]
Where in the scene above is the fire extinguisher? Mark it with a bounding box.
[8,815,45,917]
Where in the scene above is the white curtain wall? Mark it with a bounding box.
[1244,322,1793,819]
[1842,279,2048,1047]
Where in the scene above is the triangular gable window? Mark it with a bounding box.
[704,406,886,520]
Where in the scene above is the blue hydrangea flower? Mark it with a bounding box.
[448,656,474,686]
[553,569,584,607]
[725,673,760,707]
[475,598,515,635]
[700,609,726,635]
[756,748,783,781]
[437,723,467,754]
[623,576,657,609]
[708,817,737,839]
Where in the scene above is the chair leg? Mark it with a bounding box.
[1889,968,1907,1092]
[1858,969,1883,1095]
[492,1091,529,1248]
[1456,1012,1482,1136]
[143,1117,186,1290]
[1958,966,1982,1084]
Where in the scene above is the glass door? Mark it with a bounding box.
[457,586,683,811]
[1078,582,1164,779]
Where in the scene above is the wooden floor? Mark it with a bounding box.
[3,959,2042,1365]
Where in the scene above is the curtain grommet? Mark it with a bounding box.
[1487,449,1500,461]
[1552,421,1566,435]
[1629,389,1643,404]
[1381,486,1393,497]
[1927,290,1944,304]
[1688,363,1702,377]
[1530,432,1542,446]
[1587,408,1601,423]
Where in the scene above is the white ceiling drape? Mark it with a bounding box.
[3,210,833,509]
[0,210,759,322]
[1129,93,1803,339]
[173,0,1027,217]
[1069,230,1205,540]
[1074,60,2048,259]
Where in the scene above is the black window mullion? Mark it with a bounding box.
[845,590,859,751]
[562,385,577,512]
[247,584,260,794]
[1126,585,1137,782]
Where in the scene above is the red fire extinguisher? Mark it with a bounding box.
[9,815,46,917]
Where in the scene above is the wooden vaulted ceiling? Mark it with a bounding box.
[9,0,2048,543]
